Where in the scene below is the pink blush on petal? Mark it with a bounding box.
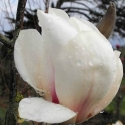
[50,63,59,104]
[51,85,59,104]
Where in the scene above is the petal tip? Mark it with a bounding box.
[114,50,121,57]
[19,98,76,124]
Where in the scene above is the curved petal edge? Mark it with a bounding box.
[19,98,76,123]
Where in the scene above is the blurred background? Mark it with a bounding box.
[0,0,125,125]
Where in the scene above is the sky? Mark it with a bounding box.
[0,0,125,48]
[0,0,58,31]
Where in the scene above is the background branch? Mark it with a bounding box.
[15,0,27,31]
[4,0,27,125]
[0,34,12,48]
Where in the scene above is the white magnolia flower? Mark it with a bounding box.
[14,8,123,124]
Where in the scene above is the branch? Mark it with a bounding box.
[10,0,27,104]
[45,0,49,13]
[0,33,13,48]
[4,0,27,125]
[66,10,92,20]
[11,0,27,103]
[56,0,66,8]
[15,0,27,31]
[0,0,27,48]
[20,84,31,95]
[74,1,91,9]
[11,0,27,45]
[61,7,89,11]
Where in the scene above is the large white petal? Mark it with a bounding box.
[37,10,78,58]
[76,50,123,123]
[48,8,99,33]
[48,7,69,20]
[14,29,55,101]
[52,30,117,122]
[90,50,123,118]
[19,98,76,123]
[69,17,100,33]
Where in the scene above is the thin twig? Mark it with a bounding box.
[8,0,15,19]
[0,58,10,92]
[66,10,92,20]
[11,0,27,44]
[45,0,49,13]
[20,84,31,95]
[32,121,35,125]
[0,33,12,48]
[3,0,14,30]
[15,0,27,31]
[61,7,89,11]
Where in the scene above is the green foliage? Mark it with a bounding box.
[0,107,6,119]
[105,100,116,113]
[21,122,30,125]
[0,107,6,125]
[121,98,125,115]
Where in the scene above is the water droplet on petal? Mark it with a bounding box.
[82,47,85,50]
[41,92,45,96]
[100,111,104,113]
[89,61,93,66]
[77,60,82,66]
[73,38,77,42]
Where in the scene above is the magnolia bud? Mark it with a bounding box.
[97,2,116,38]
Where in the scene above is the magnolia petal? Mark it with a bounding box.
[70,17,99,32]
[14,29,55,101]
[52,30,117,122]
[78,18,100,32]
[19,98,76,123]
[60,114,77,125]
[49,8,69,20]
[37,10,77,56]
[77,50,123,123]
[49,8,99,33]
[90,50,123,117]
